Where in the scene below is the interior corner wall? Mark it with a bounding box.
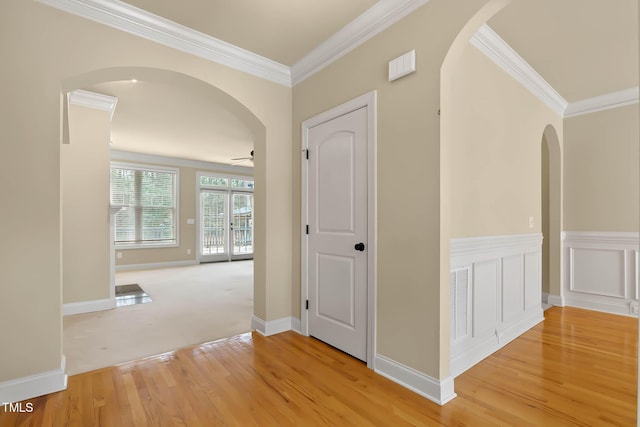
[293,0,491,379]
[563,104,640,232]
[62,104,111,304]
[0,0,291,387]
[445,43,563,239]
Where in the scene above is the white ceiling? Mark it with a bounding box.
[72,0,637,165]
[89,80,255,165]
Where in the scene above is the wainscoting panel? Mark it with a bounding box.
[524,252,541,310]
[563,232,639,316]
[450,233,544,377]
[472,260,499,338]
[502,255,523,323]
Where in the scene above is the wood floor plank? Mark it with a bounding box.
[0,307,636,426]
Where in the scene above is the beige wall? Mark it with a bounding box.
[444,44,563,238]
[62,105,111,304]
[564,104,640,232]
[293,0,493,379]
[0,0,291,384]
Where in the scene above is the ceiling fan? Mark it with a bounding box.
[231,150,254,165]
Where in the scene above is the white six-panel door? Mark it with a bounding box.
[307,106,369,361]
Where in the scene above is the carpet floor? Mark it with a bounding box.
[63,260,253,375]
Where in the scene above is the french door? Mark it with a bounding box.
[199,190,253,262]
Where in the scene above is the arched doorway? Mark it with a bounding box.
[60,67,267,372]
[541,124,562,306]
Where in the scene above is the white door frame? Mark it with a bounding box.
[301,90,377,369]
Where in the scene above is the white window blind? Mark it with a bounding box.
[110,163,178,246]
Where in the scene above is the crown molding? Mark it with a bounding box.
[68,89,118,120]
[36,0,292,87]
[290,0,429,86]
[110,149,253,174]
[564,86,639,118]
[471,24,568,115]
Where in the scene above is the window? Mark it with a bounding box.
[231,178,254,189]
[110,163,178,247]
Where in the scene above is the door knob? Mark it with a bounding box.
[354,242,365,251]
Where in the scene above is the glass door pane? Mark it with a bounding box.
[200,190,228,261]
[231,192,253,259]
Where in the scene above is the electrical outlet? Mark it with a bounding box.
[630,302,638,315]
[187,249,192,255]
[528,216,534,228]
[116,252,123,259]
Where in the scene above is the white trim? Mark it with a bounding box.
[63,298,116,316]
[37,0,432,87]
[562,231,640,246]
[115,260,198,271]
[471,24,567,116]
[251,316,295,336]
[544,293,565,307]
[291,0,429,85]
[68,89,118,120]
[36,0,291,86]
[450,233,543,267]
[110,149,253,175]
[291,317,302,334]
[300,90,377,369]
[562,231,639,317]
[565,87,640,118]
[450,309,544,377]
[0,356,67,403]
[450,233,544,377]
[374,354,456,405]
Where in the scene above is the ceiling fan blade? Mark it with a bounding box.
[231,158,252,165]
[231,150,254,164]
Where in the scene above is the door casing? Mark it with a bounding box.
[301,90,377,369]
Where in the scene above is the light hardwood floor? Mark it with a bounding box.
[1,307,636,426]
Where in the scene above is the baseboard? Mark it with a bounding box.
[116,260,198,271]
[251,316,295,336]
[0,356,67,403]
[564,294,638,318]
[451,309,544,378]
[290,317,302,334]
[63,298,116,316]
[543,292,565,307]
[374,354,456,406]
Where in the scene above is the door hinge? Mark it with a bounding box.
[306,224,309,235]
[306,299,309,310]
[305,149,309,160]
